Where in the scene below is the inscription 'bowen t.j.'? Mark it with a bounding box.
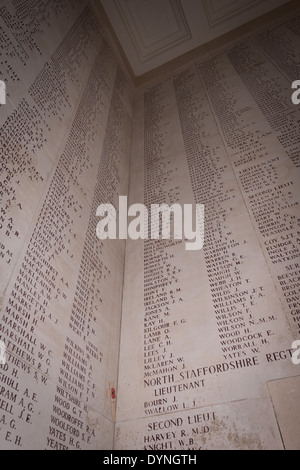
[96,196,204,251]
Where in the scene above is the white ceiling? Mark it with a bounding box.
[99,0,290,77]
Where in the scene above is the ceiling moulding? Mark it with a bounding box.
[203,0,265,27]
[114,0,192,63]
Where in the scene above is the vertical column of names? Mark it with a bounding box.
[199,35,300,337]
[143,81,189,417]
[47,64,133,450]
[0,4,102,296]
[0,7,132,448]
[174,66,274,362]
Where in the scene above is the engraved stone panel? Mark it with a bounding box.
[115,397,283,450]
[116,13,300,449]
[268,376,300,450]
[0,0,299,451]
[0,0,133,450]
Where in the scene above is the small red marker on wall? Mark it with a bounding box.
[107,381,117,422]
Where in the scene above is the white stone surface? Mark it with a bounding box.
[0,0,299,451]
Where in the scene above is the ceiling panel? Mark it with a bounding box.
[203,0,264,26]
[115,0,191,61]
[98,0,291,77]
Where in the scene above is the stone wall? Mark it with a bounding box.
[116,10,300,450]
[0,0,133,449]
[0,0,299,451]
